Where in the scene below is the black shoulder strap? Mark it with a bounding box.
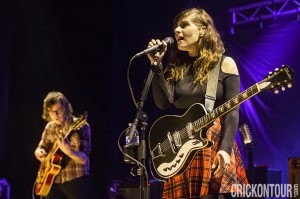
[205,56,223,112]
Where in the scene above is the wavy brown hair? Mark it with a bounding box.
[166,8,225,85]
[42,91,73,122]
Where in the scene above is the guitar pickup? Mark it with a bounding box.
[187,122,194,138]
[167,132,177,154]
[173,131,182,147]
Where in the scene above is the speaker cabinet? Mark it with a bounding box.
[288,157,300,199]
[109,179,163,199]
[246,166,281,184]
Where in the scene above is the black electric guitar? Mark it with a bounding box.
[148,65,294,179]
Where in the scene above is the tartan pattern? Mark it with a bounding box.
[162,118,248,198]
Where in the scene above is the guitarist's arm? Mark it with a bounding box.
[56,138,88,165]
[57,124,91,165]
[34,123,53,162]
[213,57,240,177]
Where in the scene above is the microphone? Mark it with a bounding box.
[134,37,174,58]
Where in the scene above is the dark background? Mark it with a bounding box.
[0,0,299,198]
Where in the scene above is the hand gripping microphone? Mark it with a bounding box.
[134,37,174,58]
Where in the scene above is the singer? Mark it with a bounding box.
[146,8,248,199]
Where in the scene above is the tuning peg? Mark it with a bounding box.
[281,86,285,91]
[274,89,279,94]
[275,68,279,71]
[269,71,273,74]
[287,83,292,88]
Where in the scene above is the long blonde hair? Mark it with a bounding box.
[166,8,225,85]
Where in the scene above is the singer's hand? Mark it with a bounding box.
[147,39,167,65]
[212,153,228,178]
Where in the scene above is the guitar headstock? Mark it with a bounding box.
[239,123,253,145]
[258,64,294,93]
[71,112,88,130]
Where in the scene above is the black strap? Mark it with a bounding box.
[205,56,223,112]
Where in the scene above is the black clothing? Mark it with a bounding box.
[151,58,240,155]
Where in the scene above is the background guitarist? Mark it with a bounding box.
[34,91,91,199]
[146,7,248,199]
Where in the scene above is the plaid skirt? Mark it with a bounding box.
[162,118,248,198]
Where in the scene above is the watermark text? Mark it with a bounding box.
[231,183,299,198]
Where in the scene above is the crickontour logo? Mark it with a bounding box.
[231,183,299,198]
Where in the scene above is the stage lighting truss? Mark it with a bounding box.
[229,0,300,34]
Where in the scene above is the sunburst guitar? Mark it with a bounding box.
[148,65,294,179]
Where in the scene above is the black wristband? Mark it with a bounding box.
[151,63,163,75]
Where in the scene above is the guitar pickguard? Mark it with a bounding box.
[156,138,209,178]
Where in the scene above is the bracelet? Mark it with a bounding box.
[151,63,163,75]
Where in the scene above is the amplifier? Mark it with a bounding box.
[109,179,163,199]
[288,157,300,199]
[246,166,281,184]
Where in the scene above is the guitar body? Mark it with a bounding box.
[149,103,214,179]
[35,153,63,197]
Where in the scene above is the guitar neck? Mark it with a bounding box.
[47,127,73,158]
[194,83,261,130]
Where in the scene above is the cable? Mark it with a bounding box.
[32,181,36,199]
[127,55,139,108]
[32,181,43,199]
[118,127,149,198]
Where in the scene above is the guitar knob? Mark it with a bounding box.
[274,90,279,94]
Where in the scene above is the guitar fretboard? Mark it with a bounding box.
[158,83,262,153]
[193,83,261,131]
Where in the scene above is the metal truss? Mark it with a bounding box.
[229,0,300,33]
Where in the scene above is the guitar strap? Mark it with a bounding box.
[205,55,224,113]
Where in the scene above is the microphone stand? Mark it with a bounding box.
[126,63,156,199]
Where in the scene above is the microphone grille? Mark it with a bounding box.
[163,37,174,46]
